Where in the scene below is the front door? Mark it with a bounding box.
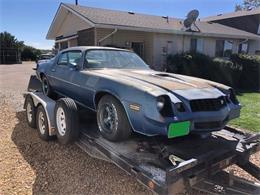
[132,42,144,59]
[49,50,83,100]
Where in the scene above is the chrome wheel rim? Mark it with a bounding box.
[42,79,48,95]
[26,102,33,123]
[56,107,66,136]
[38,111,46,135]
[99,103,118,134]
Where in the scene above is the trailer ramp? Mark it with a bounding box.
[77,121,259,194]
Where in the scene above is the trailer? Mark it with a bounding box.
[24,75,260,194]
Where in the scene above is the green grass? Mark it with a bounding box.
[229,92,260,132]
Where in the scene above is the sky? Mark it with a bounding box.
[0,0,243,50]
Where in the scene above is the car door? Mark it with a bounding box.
[48,51,68,93]
[48,50,82,100]
[65,50,84,101]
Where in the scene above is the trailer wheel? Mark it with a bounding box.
[36,105,51,140]
[97,95,132,142]
[54,98,79,145]
[25,95,36,128]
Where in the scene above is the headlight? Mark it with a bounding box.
[157,96,165,111]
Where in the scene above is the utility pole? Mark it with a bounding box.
[75,0,78,5]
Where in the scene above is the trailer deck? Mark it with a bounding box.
[25,75,260,194]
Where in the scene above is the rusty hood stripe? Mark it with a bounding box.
[88,69,212,91]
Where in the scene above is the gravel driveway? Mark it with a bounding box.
[0,62,259,194]
[0,62,149,194]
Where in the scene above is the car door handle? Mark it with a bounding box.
[51,68,56,72]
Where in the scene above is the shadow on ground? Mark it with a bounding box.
[11,111,149,194]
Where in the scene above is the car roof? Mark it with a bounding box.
[61,46,131,52]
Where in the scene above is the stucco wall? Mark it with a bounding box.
[203,37,216,57]
[248,40,260,54]
[152,34,190,69]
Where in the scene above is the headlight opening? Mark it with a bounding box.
[156,95,173,117]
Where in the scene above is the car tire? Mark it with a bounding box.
[97,95,132,142]
[25,95,36,128]
[41,75,53,97]
[54,98,79,145]
[36,105,52,141]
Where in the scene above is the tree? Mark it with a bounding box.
[21,45,41,61]
[1,31,42,61]
[0,31,24,49]
[235,0,260,11]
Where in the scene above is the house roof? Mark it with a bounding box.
[202,7,260,21]
[46,3,260,40]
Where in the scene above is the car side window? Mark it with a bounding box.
[85,50,106,68]
[57,52,68,65]
[68,51,82,66]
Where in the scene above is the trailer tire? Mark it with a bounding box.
[54,98,79,145]
[25,95,36,128]
[36,105,52,141]
[97,95,132,142]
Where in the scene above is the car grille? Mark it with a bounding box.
[194,121,222,130]
[190,97,226,112]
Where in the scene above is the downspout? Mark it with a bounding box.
[98,28,118,46]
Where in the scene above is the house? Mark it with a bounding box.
[47,3,260,68]
[202,8,260,55]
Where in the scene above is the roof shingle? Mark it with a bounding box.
[56,3,260,40]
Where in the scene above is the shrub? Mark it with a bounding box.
[166,52,213,80]
[231,54,260,90]
[166,52,260,90]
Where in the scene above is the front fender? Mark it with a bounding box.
[93,78,166,135]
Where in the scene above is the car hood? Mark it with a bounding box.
[87,69,213,91]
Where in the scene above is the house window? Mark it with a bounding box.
[239,42,248,54]
[190,38,203,53]
[215,40,233,57]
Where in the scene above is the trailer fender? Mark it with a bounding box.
[24,92,56,136]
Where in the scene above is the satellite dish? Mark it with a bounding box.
[187,9,199,21]
[183,9,200,31]
[184,18,193,28]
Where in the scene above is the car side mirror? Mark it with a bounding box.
[68,63,79,71]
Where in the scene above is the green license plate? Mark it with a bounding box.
[168,121,190,138]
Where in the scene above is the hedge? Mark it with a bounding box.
[166,53,260,91]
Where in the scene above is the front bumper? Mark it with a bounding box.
[128,102,241,138]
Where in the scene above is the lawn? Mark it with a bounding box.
[229,92,260,133]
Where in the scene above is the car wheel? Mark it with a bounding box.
[25,95,36,128]
[54,98,79,145]
[41,75,53,97]
[36,105,52,140]
[97,95,132,142]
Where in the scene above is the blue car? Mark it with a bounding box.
[36,46,241,142]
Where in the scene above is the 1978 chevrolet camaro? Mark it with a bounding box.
[36,46,241,141]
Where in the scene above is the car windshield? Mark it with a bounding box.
[84,49,149,69]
